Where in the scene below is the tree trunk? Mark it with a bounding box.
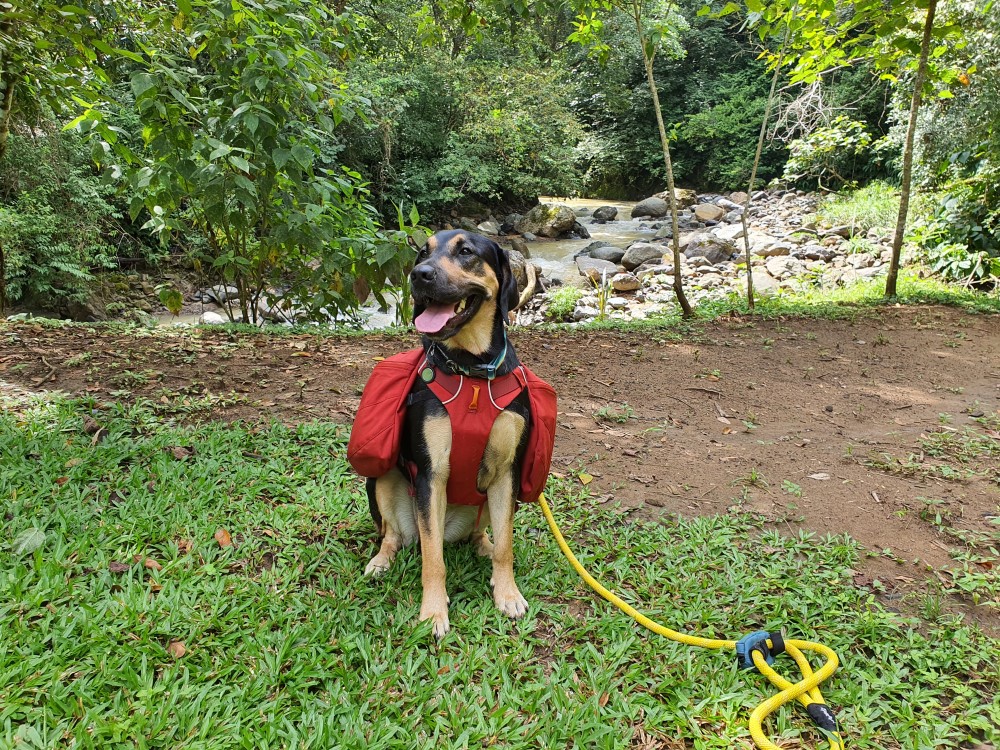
[884,0,937,297]
[633,6,693,318]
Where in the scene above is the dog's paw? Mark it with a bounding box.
[472,532,494,558]
[364,555,392,577]
[493,586,529,619]
[419,603,451,639]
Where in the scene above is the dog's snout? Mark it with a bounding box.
[412,264,436,284]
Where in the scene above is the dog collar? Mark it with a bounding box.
[429,334,508,380]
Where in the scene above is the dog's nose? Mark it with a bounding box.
[412,264,436,284]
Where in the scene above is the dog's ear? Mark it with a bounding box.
[492,240,519,323]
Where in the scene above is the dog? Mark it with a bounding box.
[363,230,534,638]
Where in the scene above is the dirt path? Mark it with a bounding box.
[3,305,998,630]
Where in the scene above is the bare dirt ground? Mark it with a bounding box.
[3,305,999,631]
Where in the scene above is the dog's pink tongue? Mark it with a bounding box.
[414,303,455,334]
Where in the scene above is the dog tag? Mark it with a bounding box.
[420,367,435,383]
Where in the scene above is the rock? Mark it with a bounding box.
[200,311,228,324]
[592,205,619,222]
[477,220,500,235]
[696,273,725,289]
[199,285,239,304]
[499,214,522,234]
[631,196,670,219]
[572,304,600,321]
[576,256,620,282]
[459,217,479,232]
[755,242,792,258]
[590,245,626,263]
[723,210,742,223]
[608,296,629,309]
[622,242,665,271]
[509,236,530,258]
[826,225,855,239]
[765,256,807,279]
[796,244,836,262]
[66,297,109,322]
[717,198,744,213]
[515,203,578,238]
[714,223,746,242]
[637,263,674,279]
[572,221,591,239]
[654,224,673,239]
[522,232,537,242]
[575,207,591,216]
[751,271,780,295]
[729,191,749,205]
[654,188,698,209]
[694,204,726,222]
[684,234,737,265]
[611,272,641,292]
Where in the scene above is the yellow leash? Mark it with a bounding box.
[538,493,846,750]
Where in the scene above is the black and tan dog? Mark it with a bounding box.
[364,230,531,638]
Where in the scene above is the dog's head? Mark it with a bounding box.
[410,230,518,346]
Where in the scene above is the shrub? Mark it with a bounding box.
[816,181,900,235]
[545,285,584,321]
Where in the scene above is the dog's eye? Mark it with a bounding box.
[459,245,473,256]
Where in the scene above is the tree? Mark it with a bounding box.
[76,0,408,323]
[570,0,694,317]
[743,0,969,297]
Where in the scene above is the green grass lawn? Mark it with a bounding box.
[2,397,998,749]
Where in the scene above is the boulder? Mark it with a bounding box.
[200,311,228,324]
[765,256,807,279]
[728,191,749,205]
[751,271,780,296]
[754,242,792,258]
[714,223,745,242]
[572,221,591,239]
[693,204,726,222]
[477,220,500,235]
[655,188,698,209]
[592,205,619,222]
[515,203,578,238]
[621,242,665,271]
[509,236,531,258]
[66,297,109,322]
[590,245,626,264]
[458,217,479,232]
[684,235,737,265]
[630,196,670,219]
[576,256,620,282]
[636,263,674,279]
[198,285,239,304]
[611,272,641,292]
[499,214,522,235]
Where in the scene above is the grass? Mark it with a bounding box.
[2,399,999,749]
[815,181,901,234]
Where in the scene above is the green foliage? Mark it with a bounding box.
[544,284,584,320]
[79,0,406,323]
[344,55,584,218]
[0,126,142,309]
[783,116,884,189]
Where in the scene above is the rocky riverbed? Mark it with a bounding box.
[496,189,900,325]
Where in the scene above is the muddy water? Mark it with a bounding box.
[527,197,656,282]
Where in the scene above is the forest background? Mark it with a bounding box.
[0,0,997,320]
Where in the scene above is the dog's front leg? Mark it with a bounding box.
[416,414,452,638]
[482,411,529,619]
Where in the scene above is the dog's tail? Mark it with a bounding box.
[516,262,538,311]
[366,477,384,534]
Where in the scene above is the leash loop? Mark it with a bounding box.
[538,492,846,750]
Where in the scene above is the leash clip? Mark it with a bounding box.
[736,630,784,671]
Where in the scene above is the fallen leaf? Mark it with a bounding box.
[598,692,610,707]
[167,640,186,659]
[11,528,46,555]
[109,561,131,574]
[579,473,593,486]
[716,416,731,425]
[437,665,451,675]
[722,427,733,435]
[169,446,192,460]
[176,538,193,554]
[144,557,163,571]
[214,528,233,548]
[290,352,312,357]
[54,476,69,485]
[807,473,831,481]
[65,458,82,468]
